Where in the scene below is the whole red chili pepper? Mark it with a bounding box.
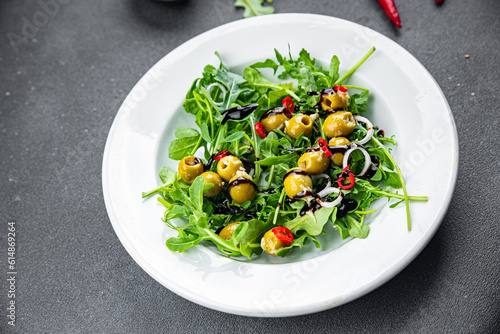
[377,0,402,28]
[337,165,355,190]
[272,226,294,244]
[282,96,294,117]
[317,138,333,157]
[255,122,267,139]
[334,85,348,93]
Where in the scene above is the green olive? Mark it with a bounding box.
[329,137,351,166]
[260,107,289,133]
[228,173,257,204]
[217,155,245,182]
[285,114,313,139]
[322,111,355,138]
[297,149,330,174]
[283,168,313,199]
[200,171,223,197]
[219,222,240,241]
[261,229,285,256]
[178,156,204,184]
[319,87,350,111]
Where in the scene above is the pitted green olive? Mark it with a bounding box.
[178,156,204,184]
[261,229,285,256]
[297,149,330,174]
[283,168,313,199]
[200,171,223,197]
[320,87,350,111]
[329,137,351,166]
[217,155,245,182]
[285,114,313,139]
[322,111,355,138]
[260,108,289,133]
[219,222,240,241]
[228,173,257,204]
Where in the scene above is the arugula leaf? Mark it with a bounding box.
[345,214,370,239]
[250,58,280,74]
[254,153,299,166]
[166,234,201,252]
[189,177,207,213]
[215,67,249,111]
[234,0,274,18]
[284,206,336,236]
[175,127,199,139]
[329,55,340,86]
[169,177,192,209]
[298,49,316,68]
[333,219,350,239]
[168,135,203,160]
[220,131,245,144]
[159,166,176,184]
[238,218,272,259]
[275,233,320,258]
[383,170,403,189]
[243,67,299,100]
[349,91,370,113]
[164,205,190,221]
[298,67,316,92]
[200,123,212,144]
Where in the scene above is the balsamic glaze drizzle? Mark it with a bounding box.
[226,176,258,193]
[260,107,285,120]
[337,199,358,218]
[221,104,258,125]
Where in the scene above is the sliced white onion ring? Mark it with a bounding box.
[317,187,343,208]
[343,145,372,176]
[312,172,331,186]
[247,164,255,177]
[206,82,227,107]
[354,115,374,145]
[314,174,333,198]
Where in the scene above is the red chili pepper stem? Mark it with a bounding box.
[272,226,294,244]
[377,0,402,28]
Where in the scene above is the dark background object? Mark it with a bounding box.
[0,0,499,333]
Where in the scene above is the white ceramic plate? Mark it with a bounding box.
[102,14,458,317]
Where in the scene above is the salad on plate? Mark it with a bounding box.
[143,47,428,259]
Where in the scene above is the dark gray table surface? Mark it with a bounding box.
[1,0,499,333]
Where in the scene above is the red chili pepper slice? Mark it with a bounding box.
[435,0,444,3]
[255,122,267,139]
[333,85,348,93]
[317,138,333,157]
[377,0,402,28]
[337,165,355,190]
[282,96,294,117]
[272,226,294,244]
[214,149,230,161]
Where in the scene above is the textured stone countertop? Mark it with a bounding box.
[0,0,499,333]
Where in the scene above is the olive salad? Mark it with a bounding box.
[143,47,428,259]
